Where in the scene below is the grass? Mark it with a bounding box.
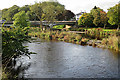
[70,28,117,32]
[29,27,119,52]
[52,25,65,29]
[87,28,117,31]
[102,35,119,51]
[29,27,89,45]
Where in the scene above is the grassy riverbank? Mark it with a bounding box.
[28,27,120,52]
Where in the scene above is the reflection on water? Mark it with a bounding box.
[16,38,119,78]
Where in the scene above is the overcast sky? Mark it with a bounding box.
[0,0,119,14]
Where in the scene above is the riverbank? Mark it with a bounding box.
[28,27,120,52]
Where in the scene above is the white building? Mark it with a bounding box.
[76,12,86,21]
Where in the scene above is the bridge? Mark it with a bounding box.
[0,21,77,27]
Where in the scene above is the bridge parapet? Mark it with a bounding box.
[2,21,77,26]
[0,21,13,24]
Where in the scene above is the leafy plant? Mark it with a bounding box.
[107,3,120,30]
[78,13,93,28]
[52,25,65,29]
[13,11,30,28]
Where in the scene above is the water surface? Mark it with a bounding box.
[16,38,119,78]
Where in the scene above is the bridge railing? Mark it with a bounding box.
[2,21,76,23]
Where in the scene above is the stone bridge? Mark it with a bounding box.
[1,21,77,27]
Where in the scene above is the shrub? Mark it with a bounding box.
[52,25,65,29]
[75,35,82,41]
[102,38,108,45]
[108,35,118,51]
[2,26,35,78]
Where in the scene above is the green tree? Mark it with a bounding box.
[26,11,39,21]
[2,11,34,78]
[30,2,44,30]
[78,13,93,28]
[6,5,19,21]
[2,25,34,78]
[2,9,8,20]
[18,5,30,13]
[13,11,30,28]
[100,11,108,29]
[56,10,75,21]
[2,18,34,78]
[42,1,64,22]
[64,10,75,21]
[107,3,120,30]
[90,6,104,26]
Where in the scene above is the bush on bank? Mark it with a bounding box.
[29,27,119,52]
[29,27,89,45]
[52,25,65,29]
[2,26,35,79]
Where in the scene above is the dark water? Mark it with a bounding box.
[16,38,119,78]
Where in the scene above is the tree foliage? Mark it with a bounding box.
[2,8,9,20]
[100,11,108,28]
[30,2,43,20]
[57,10,75,21]
[30,2,44,30]
[18,5,30,13]
[42,1,65,22]
[13,11,30,28]
[30,1,65,29]
[2,13,34,78]
[1,1,68,22]
[78,13,93,27]
[107,3,120,30]
[78,6,108,28]
[3,5,19,21]
[90,6,104,26]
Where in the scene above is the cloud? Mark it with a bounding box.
[59,0,119,14]
[0,0,119,14]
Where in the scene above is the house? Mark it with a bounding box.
[76,12,86,21]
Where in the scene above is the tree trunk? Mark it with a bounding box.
[104,24,106,29]
[117,24,119,31]
[40,20,43,31]
[85,26,87,34]
[37,15,43,31]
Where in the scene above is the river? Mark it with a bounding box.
[15,38,119,78]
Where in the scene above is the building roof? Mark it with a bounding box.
[76,12,86,15]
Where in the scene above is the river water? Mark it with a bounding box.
[16,38,119,78]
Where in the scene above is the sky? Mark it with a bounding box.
[0,0,119,14]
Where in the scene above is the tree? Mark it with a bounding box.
[6,5,19,21]
[13,11,30,28]
[30,2,44,30]
[26,11,39,21]
[2,9,8,20]
[90,6,104,26]
[64,10,75,21]
[2,11,34,78]
[1,1,65,25]
[100,11,108,29]
[107,3,120,30]
[78,13,93,28]
[56,10,75,21]
[2,22,34,78]
[42,1,65,25]
[18,5,30,13]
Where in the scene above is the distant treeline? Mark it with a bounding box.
[1,1,75,21]
[78,3,120,30]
